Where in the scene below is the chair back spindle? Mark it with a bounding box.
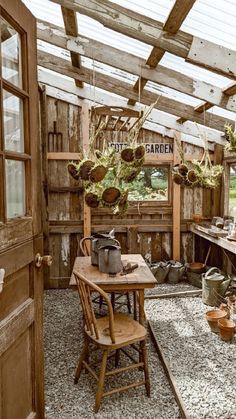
[73,271,116,343]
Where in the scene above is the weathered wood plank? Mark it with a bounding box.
[61,6,83,88]
[38,51,233,131]
[173,135,181,260]
[37,20,236,112]
[50,0,236,79]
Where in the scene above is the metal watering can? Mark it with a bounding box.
[202,267,231,306]
[98,244,122,274]
[79,230,120,266]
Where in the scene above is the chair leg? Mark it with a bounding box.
[95,350,108,413]
[74,338,89,384]
[141,340,150,397]
[133,291,137,320]
[111,292,115,311]
[99,295,103,310]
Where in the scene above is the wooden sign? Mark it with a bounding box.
[109,142,173,154]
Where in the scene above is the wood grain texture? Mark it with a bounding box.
[37,20,236,113]
[38,51,233,131]
[50,0,236,79]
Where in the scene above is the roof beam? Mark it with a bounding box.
[37,50,233,131]
[61,6,83,87]
[37,20,236,113]
[50,0,236,80]
[128,0,196,106]
[37,68,216,150]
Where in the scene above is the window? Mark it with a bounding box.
[0,15,29,221]
[128,166,169,202]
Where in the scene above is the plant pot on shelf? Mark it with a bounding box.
[218,318,235,342]
[205,309,227,333]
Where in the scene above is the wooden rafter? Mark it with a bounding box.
[38,67,222,149]
[50,0,236,80]
[36,20,236,114]
[61,6,83,88]
[128,0,196,106]
[37,50,234,131]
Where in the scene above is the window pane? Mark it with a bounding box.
[5,160,25,218]
[3,90,24,152]
[128,166,169,201]
[1,17,22,87]
[229,164,236,221]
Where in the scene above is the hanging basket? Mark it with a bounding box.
[102,187,121,205]
[173,172,184,185]
[67,162,80,180]
[121,147,134,163]
[89,164,107,183]
[178,163,189,176]
[85,192,100,208]
[134,144,145,160]
[79,160,95,180]
[186,169,198,184]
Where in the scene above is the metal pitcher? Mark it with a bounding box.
[98,244,122,274]
[202,267,231,306]
[79,230,119,266]
[168,261,185,284]
[150,261,170,283]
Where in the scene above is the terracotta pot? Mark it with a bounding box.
[205,309,227,333]
[218,318,235,342]
[219,303,230,319]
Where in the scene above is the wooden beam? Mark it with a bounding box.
[223,83,236,96]
[61,6,83,88]
[194,101,214,113]
[81,103,91,252]
[212,144,223,217]
[37,20,236,113]
[37,50,233,131]
[128,0,196,106]
[38,69,223,148]
[47,152,81,160]
[172,134,181,261]
[50,0,236,80]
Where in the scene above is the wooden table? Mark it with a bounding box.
[70,254,157,325]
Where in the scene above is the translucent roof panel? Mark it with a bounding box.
[23,0,236,119]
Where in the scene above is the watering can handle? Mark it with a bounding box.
[80,237,93,256]
[205,267,221,279]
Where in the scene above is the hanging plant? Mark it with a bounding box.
[224,123,236,152]
[66,101,159,214]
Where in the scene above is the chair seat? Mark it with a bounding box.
[86,313,147,348]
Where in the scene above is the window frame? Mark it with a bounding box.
[0,10,31,223]
[223,156,236,217]
[127,162,172,208]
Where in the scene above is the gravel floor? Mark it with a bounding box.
[44,289,180,419]
[145,293,236,419]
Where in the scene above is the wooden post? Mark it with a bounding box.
[81,102,91,253]
[172,134,181,260]
[212,144,223,216]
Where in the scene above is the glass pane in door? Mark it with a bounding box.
[3,90,24,152]
[5,159,25,218]
[0,17,22,87]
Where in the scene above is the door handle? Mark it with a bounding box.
[0,268,5,293]
[35,253,53,268]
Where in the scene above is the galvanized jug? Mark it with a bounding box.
[150,261,170,283]
[168,261,185,284]
[202,267,231,306]
[98,244,122,274]
[80,230,119,266]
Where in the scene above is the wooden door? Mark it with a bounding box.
[0,1,44,418]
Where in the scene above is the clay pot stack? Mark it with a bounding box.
[205,308,235,341]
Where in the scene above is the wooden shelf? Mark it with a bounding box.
[190,223,236,255]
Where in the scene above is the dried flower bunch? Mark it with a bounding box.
[67,101,158,214]
[172,134,223,189]
[224,123,236,152]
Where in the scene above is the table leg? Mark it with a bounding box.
[139,290,145,326]
[133,291,137,320]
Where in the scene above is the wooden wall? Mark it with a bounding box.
[42,95,216,288]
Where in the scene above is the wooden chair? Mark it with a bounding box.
[73,270,150,413]
[79,238,132,313]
